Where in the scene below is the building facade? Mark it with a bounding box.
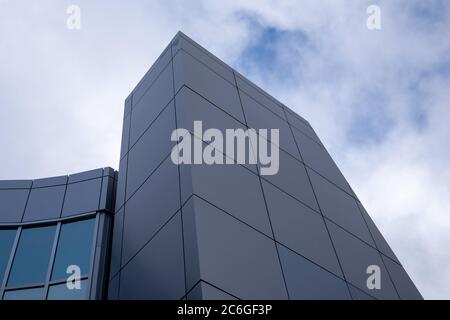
[0,32,422,300]
[0,168,116,299]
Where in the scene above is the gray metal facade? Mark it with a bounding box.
[107,32,422,300]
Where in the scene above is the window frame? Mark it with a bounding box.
[0,212,100,300]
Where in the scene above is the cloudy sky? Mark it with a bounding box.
[1,0,449,299]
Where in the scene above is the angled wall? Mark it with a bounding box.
[109,31,422,300]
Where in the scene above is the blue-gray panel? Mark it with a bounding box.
[121,156,180,265]
[263,150,319,212]
[285,108,321,144]
[120,114,130,159]
[132,45,172,104]
[262,181,343,277]
[172,34,235,84]
[240,90,301,160]
[0,180,32,189]
[277,244,351,300]
[23,185,66,221]
[130,64,174,147]
[126,102,176,199]
[175,87,258,173]
[107,274,120,300]
[68,169,103,184]
[109,208,124,279]
[99,175,115,213]
[294,130,352,195]
[119,212,185,300]
[326,221,399,300]
[0,189,29,223]
[309,169,374,245]
[235,72,286,119]
[357,201,400,264]
[115,157,127,212]
[187,281,238,300]
[182,196,288,299]
[381,255,422,300]
[349,284,376,300]
[173,49,245,123]
[180,144,272,237]
[33,175,67,188]
[61,178,102,217]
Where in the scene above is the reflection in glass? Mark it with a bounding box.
[3,287,44,300]
[0,229,16,285]
[7,225,56,287]
[51,219,95,280]
[47,279,88,300]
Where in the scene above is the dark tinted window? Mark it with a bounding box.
[47,279,88,300]
[0,229,16,285]
[7,226,56,287]
[51,219,95,280]
[3,287,44,300]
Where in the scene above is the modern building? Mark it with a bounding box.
[0,32,422,300]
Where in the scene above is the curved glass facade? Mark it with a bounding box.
[0,168,116,300]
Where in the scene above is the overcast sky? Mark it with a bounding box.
[1,0,449,299]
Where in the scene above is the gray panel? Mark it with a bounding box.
[0,180,32,189]
[381,255,422,300]
[285,108,321,144]
[187,281,238,300]
[68,168,103,184]
[183,196,288,299]
[107,274,120,300]
[109,208,124,279]
[293,130,353,195]
[240,90,301,160]
[262,181,342,277]
[263,150,319,212]
[357,202,400,264]
[126,102,176,199]
[119,212,185,300]
[0,189,29,223]
[326,221,399,299]
[99,175,115,213]
[349,284,376,300]
[132,46,172,104]
[23,185,66,221]
[172,34,235,84]
[235,73,286,119]
[180,146,272,237]
[176,87,257,173]
[120,114,130,159]
[277,244,351,300]
[130,64,174,147]
[173,50,245,123]
[124,94,132,119]
[61,178,102,217]
[122,157,180,265]
[309,169,374,245]
[115,156,127,212]
[33,176,67,188]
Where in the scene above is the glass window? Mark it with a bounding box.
[47,279,88,300]
[0,229,16,285]
[51,219,95,280]
[7,225,56,287]
[3,287,44,300]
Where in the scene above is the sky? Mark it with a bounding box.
[0,0,449,299]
